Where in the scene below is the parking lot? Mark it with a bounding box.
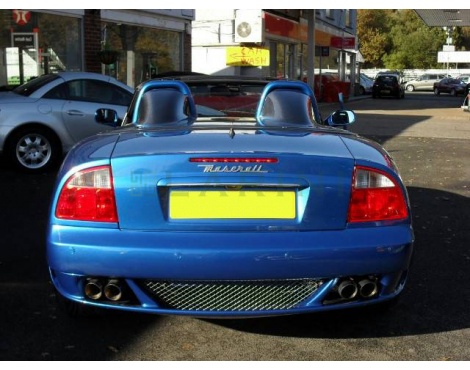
[0,91,469,360]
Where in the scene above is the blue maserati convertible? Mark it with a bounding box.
[46,79,414,317]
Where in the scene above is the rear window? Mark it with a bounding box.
[12,74,60,96]
[377,75,397,83]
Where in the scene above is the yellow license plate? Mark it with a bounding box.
[169,190,296,219]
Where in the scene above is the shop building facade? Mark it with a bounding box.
[191,9,359,98]
[1,9,358,96]
[0,9,194,88]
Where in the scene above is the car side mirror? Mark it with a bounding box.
[324,109,355,128]
[95,108,121,127]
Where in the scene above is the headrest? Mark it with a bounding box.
[256,81,317,126]
[132,80,197,125]
[137,89,190,125]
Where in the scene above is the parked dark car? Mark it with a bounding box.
[372,73,405,99]
[433,78,467,96]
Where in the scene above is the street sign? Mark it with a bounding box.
[11,32,36,49]
[12,10,31,26]
[330,36,355,49]
[315,46,329,57]
[226,46,270,67]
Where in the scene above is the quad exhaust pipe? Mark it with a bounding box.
[84,278,103,300]
[84,278,123,301]
[104,279,122,301]
[358,278,378,298]
[338,279,358,300]
[337,277,379,300]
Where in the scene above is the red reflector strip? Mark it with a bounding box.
[190,158,278,163]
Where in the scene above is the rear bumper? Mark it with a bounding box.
[47,224,414,316]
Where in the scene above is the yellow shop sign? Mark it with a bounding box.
[226,47,270,67]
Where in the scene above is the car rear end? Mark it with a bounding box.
[373,74,403,98]
[47,126,413,317]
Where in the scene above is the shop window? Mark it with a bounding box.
[101,22,182,85]
[0,10,82,86]
[37,13,82,73]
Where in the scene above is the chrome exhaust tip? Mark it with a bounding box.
[84,278,103,300]
[104,279,122,301]
[358,279,378,298]
[338,279,359,300]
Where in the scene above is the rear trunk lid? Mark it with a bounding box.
[111,128,355,231]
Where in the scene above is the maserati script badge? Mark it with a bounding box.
[198,165,268,173]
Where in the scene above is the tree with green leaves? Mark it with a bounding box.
[358,9,447,69]
[357,9,392,68]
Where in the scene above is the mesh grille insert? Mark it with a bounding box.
[141,279,322,311]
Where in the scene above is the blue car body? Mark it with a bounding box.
[47,80,414,317]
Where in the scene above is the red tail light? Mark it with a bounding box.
[348,166,408,223]
[56,166,118,222]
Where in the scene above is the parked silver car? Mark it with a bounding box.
[405,73,446,92]
[0,72,134,172]
[359,73,374,95]
[457,74,470,84]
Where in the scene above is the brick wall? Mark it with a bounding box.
[183,31,192,72]
[83,10,102,73]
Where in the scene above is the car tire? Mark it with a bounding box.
[434,88,440,95]
[359,86,365,95]
[6,126,60,173]
[406,85,415,92]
